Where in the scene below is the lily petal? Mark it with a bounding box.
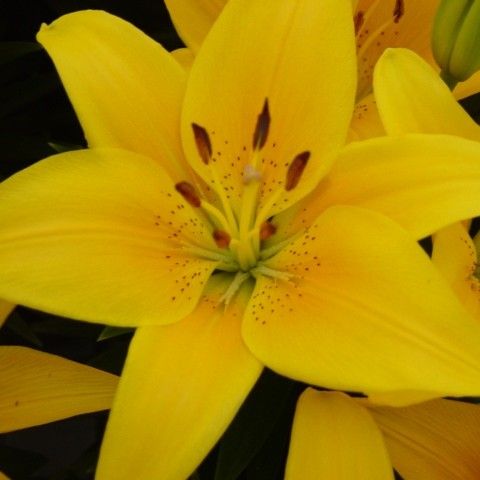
[374,48,480,139]
[244,206,480,398]
[348,93,386,142]
[164,0,226,53]
[37,10,189,181]
[370,399,480,479]
[96,275,262,480]
[355,0,438,99]
[0,346,117,433]
[0,149,217,326]
[274,134,480,242]
[171,47,195,71]
[0,301,14,328]
[181,0,356,216]
[432,223,480,319]
[286,389,393,480]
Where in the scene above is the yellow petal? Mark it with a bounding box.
[355,0,439,99]
[374,48,480,139]
[181,0,356,216]
[0,148,218,327]
[244,206,480,397]
[276,134,480,242]
[37,10,189,181]
[0,472,9,480]
[286,389,393,480]
[164,0,226,53]
[370,399,480,480]
[454,69,480,99]
[0,301,14,328]
[348,93,386,142]
[0,346,118,433]
[171,47,195,71]
[432,223,480,319]
[96,275,262,480]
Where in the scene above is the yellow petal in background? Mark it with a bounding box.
[374,48,480,139]
[348,93,386,142]
[244,206,480,398]
[0,301,14,328]
[96,275,262,480]
[0,149,218,327]
[432,223,480,319]
[0,472,9,480]
[370,399,480,480]
[37,10,189,181]
[0,346,117,433]
[181,0,356,216]
[286,389,393,480]
[171,47,195,71]
[165,0,226,53]
[354,0,439,99]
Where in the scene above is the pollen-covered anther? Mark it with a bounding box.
[175,181,201,207]
[285,151,310,191]
[192,123,212,164]
[259,221,277,241]
[393,0,404,23]
[213,229,231,249]
[253,98,271,150]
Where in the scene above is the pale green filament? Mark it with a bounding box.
[220,271,251,306]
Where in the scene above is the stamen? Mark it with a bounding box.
[192,123,212,164]
[285,151,310,191]
[219,271,251,306]
[243,164,262,184]
[213,229,231,249]
[354,11,364,35]
[393,0,404,23]
[259,221,277,241]
[252,99,270,150]
[175,181,201,207]
[251,264,295,283]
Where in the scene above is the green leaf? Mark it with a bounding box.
[48,141,83,153]
[214,369,297,480]
[243,388,298,480]
[98,326,134,341]
[4,311,43,347]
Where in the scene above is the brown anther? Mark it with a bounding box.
[393,0,404,23]
[354,11,364,35]
[252,99,270,150]
[175,181,201,207]
[192,123,212,164]
[213,229,231,249]
[260,221,277,241]
[285,151,310,191]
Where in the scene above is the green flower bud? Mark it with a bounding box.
[432,0,480,87]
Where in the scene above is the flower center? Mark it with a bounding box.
[175,99,309,280]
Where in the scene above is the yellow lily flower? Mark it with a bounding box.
[1,1,480,478]
[164,0,480,140]
[287,388,480,479]
[372,48,480,319]
[0,346,118,433]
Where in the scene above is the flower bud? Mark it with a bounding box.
[432,0,480,85]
